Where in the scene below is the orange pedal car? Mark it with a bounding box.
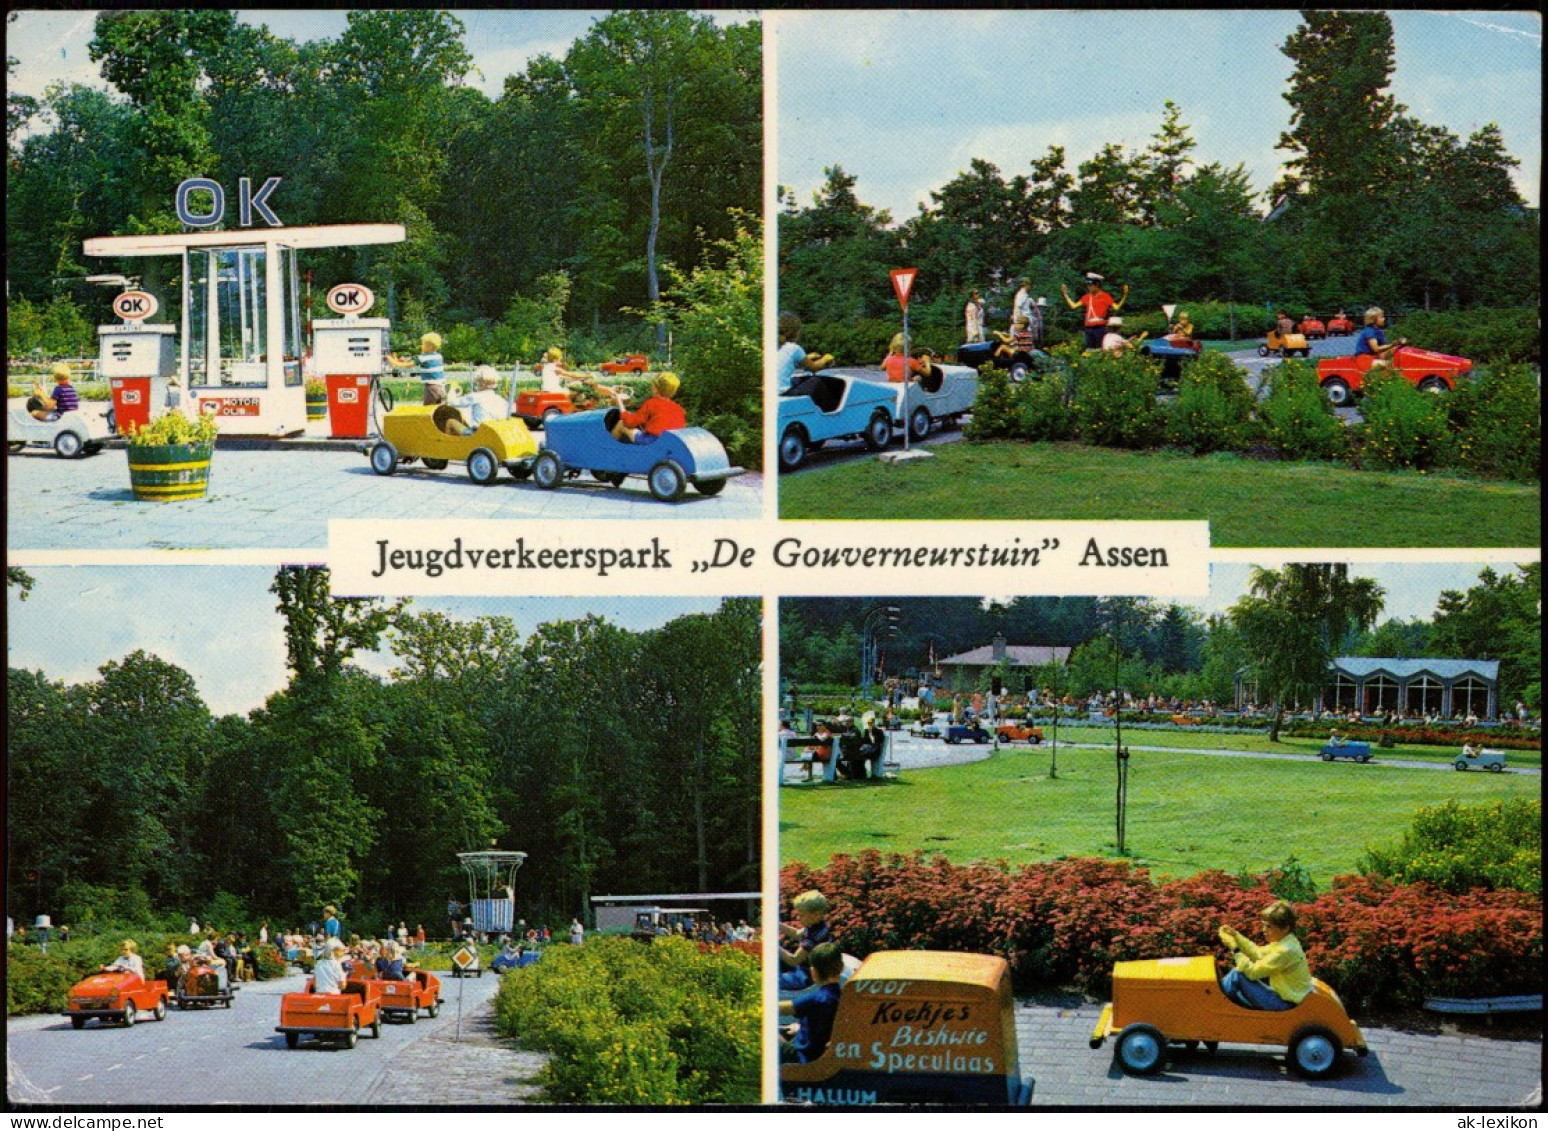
[1090,955,1367,1079]
[276,978,383,1049]
[373,970,443,1023]
[64,970,170,1029]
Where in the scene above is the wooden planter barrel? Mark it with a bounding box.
[306,395,328,421]
[127,441,213,501]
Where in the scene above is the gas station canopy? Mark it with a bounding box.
[84,223,406,257]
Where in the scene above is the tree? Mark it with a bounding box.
[778,166,900,322]
[271,566,402,688]
[1429,564,1541,710]
[1275,12,1399,220]
[1230,564,1385,740]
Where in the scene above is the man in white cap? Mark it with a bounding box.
[313,938,349,996]
[1062,273,1130,349]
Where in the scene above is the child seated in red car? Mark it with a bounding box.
[610,372,685,444]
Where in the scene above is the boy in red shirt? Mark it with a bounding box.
[611,372,686,444]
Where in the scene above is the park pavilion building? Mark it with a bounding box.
[935,635,1071,692]
[1236,657,1500,720]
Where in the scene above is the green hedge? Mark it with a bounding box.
[1394,307,1540,365]
[1361,799,1541,895]
[494,936,758,1105]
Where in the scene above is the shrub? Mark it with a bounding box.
[1257,361,1345,461]
[963,365,1020,440]
[1360,799,1542,895]
[1069,348,1162,449]
[1447,363,1541,482]
[254,944,289,980]
[1165,350,1256,453]
[6,946,82,1016]
[1395,307,1540,366]
[1017,375,1076,442]
[495,936,758,1104]
[781,850,1542,1008]
[1356,371,1454,471]
[123,410,219,447]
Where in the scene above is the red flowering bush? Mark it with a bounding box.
[781,852,1542,1009]
[1280,721,1540,752]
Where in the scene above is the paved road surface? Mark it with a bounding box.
[7,400,762,551]
[1018,992,1541,1108]
[6,970,510,1106]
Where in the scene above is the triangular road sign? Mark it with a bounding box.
[891,268,918,312]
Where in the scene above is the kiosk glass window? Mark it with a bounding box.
[186,246,302,388]
[1326,672,1358,713]
[1362,674,1399,715]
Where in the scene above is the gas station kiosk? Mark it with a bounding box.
[83,224,404,437]
[99,311,177,433]
[313,286,391,439]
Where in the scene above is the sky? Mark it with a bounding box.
[5,9,756,104]
[773,10,1542,219]
[5,567,727,715]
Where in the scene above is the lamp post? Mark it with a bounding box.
[1110,607,1130,857]
[34,914,52,954]
[860,605,902,699]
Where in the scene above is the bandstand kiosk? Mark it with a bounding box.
[456,849,528,937]
[83,224,404,436]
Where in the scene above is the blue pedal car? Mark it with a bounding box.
[777,371,900,472]
[531,408,743,502]
[1319,741,1372,763]
[955,340,1050,383]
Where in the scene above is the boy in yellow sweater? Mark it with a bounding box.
[1218,899,1313,1011]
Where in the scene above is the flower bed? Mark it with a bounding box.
[781,851,1542,1010]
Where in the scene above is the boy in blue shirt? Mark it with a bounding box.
[779,943,844,1063]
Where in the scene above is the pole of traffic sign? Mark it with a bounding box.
[456,965,465,1043]
[902,305,911,453]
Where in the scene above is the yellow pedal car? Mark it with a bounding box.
[368,405,539,484]
[1090,955,1367,1079]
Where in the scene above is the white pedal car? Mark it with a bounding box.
[7,407,113,458]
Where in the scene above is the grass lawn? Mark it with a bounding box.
[779,744,1539,884]
[777,442,1541,547]
[1047,725,1542,769]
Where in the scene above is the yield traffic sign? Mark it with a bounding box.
[890,268,918,312]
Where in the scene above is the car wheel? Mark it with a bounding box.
[54,431,83,459]
[369,441,398,476]
[1321,751,1333,761]
[345,1021,359,1049]
[285,1032,300,1049]
[507,463,532,480]
[1300,348,1311,358]
[370,1016,382,1039]
[1008,359,1031,384]
[1488,762,1503,773]
[1454,760,1468,771]
[428,1003,439,1019]
[154,998,167,1022]
[1257,345,1270,357]
[1288,1027,1341,1079]
[647,460,688,502]
[778,425,806,473]
[862,410,893,451]
[1358,754,1371,764]
[909,407,931,442]
[422,458,448,471]
[541,408,561,428]
[466,447,499,485]
[1114,1024,1166,1076]
[406,1008,417,1025]
[71,1015,86,1029]
[123,1002,137,1027]
[693,477,726,496]
[1321,378,1352,407]
[1418,377,1448,395]
[532,450,564,490]
[223,995,232,1009]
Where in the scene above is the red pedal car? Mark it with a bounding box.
[276,978,382,1049]
[373,970,443,1023]
[1297,316,1326,340]
[64,970,170,1029]
[599,353,649,376]
[1325,313,1356,336]
[1316,346,1473,406]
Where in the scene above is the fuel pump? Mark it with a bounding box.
[99,290,177,434]
[313,313,391,439]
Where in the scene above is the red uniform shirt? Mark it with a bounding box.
[620,396,686,435]
[1079,289,1116,327]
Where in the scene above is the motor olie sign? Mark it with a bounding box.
[112,291,158,322]
[327,283,375,316]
